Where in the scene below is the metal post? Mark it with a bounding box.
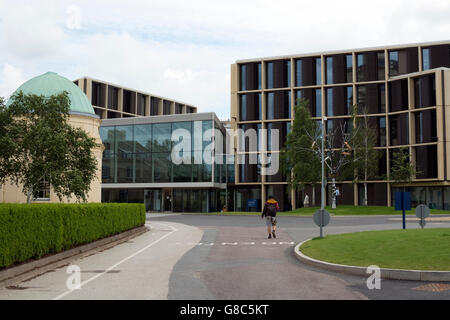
[320,117,325,238]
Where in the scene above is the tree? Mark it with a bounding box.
[390,147,417,186]
[282,98,357,208]
[281,98,321,206]
[0,91,99,203]
[351,105,381,206]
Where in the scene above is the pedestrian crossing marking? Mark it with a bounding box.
[171,241,295,246]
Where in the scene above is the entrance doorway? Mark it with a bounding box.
[144,189,162,212]
[162,189,172,212]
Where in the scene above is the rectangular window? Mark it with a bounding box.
[150,97,159,115]
[326,57,333,84]
[163,101,171,115]
[315,88,322,117]
[414,74,436,108]
[108,86,119,110]
[377,52,385,80]
[258,63,262,89]
[422,48,430,70]
[240,64,247,91]
[266,62,274,89]
[327,88,333,116]
[295,59,303,86]
[115,125,134,183]
[137,94,146,116]
[346,54,353,83]
[389,51,399,76]
[33,177,50,200]
[315,58,322,85]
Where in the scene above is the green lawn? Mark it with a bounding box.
[300,228,450,271]
[192,205,450,216]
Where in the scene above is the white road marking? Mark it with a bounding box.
[53,222,177,300]
[171,241,295,246]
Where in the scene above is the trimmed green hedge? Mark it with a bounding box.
[0,203,145,268]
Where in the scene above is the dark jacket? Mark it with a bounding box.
[262,198,280,218]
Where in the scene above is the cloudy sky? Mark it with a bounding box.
[0,0,449,119]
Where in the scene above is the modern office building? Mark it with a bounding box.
[99,112,230,212]
[74,77,198,119]
[231,40,450,210]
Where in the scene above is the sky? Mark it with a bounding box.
[0,0,449,120]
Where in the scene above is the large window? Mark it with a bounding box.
[357,84,385,114]
[388,48,419,76]
[388,79,408,112]
[240,62,262,91]
[266,91,291,120]
[115,125,134,183]
[240,93,261,121]
[326,86,353,116]
[415,110,437,144]
[414,74,436,108]
[421,44,450,70]
[266,60,290,89]
[356,51,385,82]
[325,54,353,84]
[389,114,409,146]
[150,97,160,115]
[295,88,321,117]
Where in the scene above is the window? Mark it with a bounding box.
[315,58,321,85]
[108,86,119,110]
[266,62,274,89]
[240,64,247,91]
[163,101,171,115]
[115,125,134,183]
[326,57,333,84]
[415,110,437,144]
[356,51,385,82]
[295,59,303,86]
[150,97,159,115]
[346,54,353,83]
[422,48,430,70]
[137,94,146,116]
[33,177,50,200]
[389,51,399,76]
[266,91,290,120]
[357,84,385,114]
[240,93,261,121]
[315,89,322,117]
[414,74,436,108]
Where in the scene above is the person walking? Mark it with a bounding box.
[261,195,279,239]
[303,193,310,208]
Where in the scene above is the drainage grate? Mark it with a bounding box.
[413,283,450,293]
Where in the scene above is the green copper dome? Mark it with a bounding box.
[8,72,95,116]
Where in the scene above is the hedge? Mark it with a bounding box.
[0,203,146,268]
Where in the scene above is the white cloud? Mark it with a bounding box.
[0,0,450,120]
[0,64,26,99]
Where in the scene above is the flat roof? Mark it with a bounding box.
[235,40,450,63]
[100,112,224,131]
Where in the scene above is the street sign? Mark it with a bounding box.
[395,192,411,211]
[314,209,330,227]
[395,192,411,229]
[415,204,430,229]
[415,204,430,219]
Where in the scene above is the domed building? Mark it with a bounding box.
[0,72,103,203]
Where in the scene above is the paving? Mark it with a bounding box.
[0,213,449,300]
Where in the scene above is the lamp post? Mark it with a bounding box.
[320,116,327,237]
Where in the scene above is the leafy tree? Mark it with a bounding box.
[0,91,99,203]
[351,105,381,206]
[390,147,417,185]
[281,98,321,206]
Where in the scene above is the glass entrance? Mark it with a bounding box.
[144,189,162,212]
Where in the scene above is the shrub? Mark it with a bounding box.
[0,203,145,268]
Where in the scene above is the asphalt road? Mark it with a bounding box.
[0,213,449,300]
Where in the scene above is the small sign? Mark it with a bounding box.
[247,199,258,208]
[395,192,411,211]
[415,204,430,219]
[313,209,330,227]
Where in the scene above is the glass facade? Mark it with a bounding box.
[100,119,224,184]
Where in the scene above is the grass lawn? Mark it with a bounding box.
[300,228,450,271]
[194,205,450,216]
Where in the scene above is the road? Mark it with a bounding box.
[0,213,449,300]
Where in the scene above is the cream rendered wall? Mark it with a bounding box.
[0,114,103,204]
